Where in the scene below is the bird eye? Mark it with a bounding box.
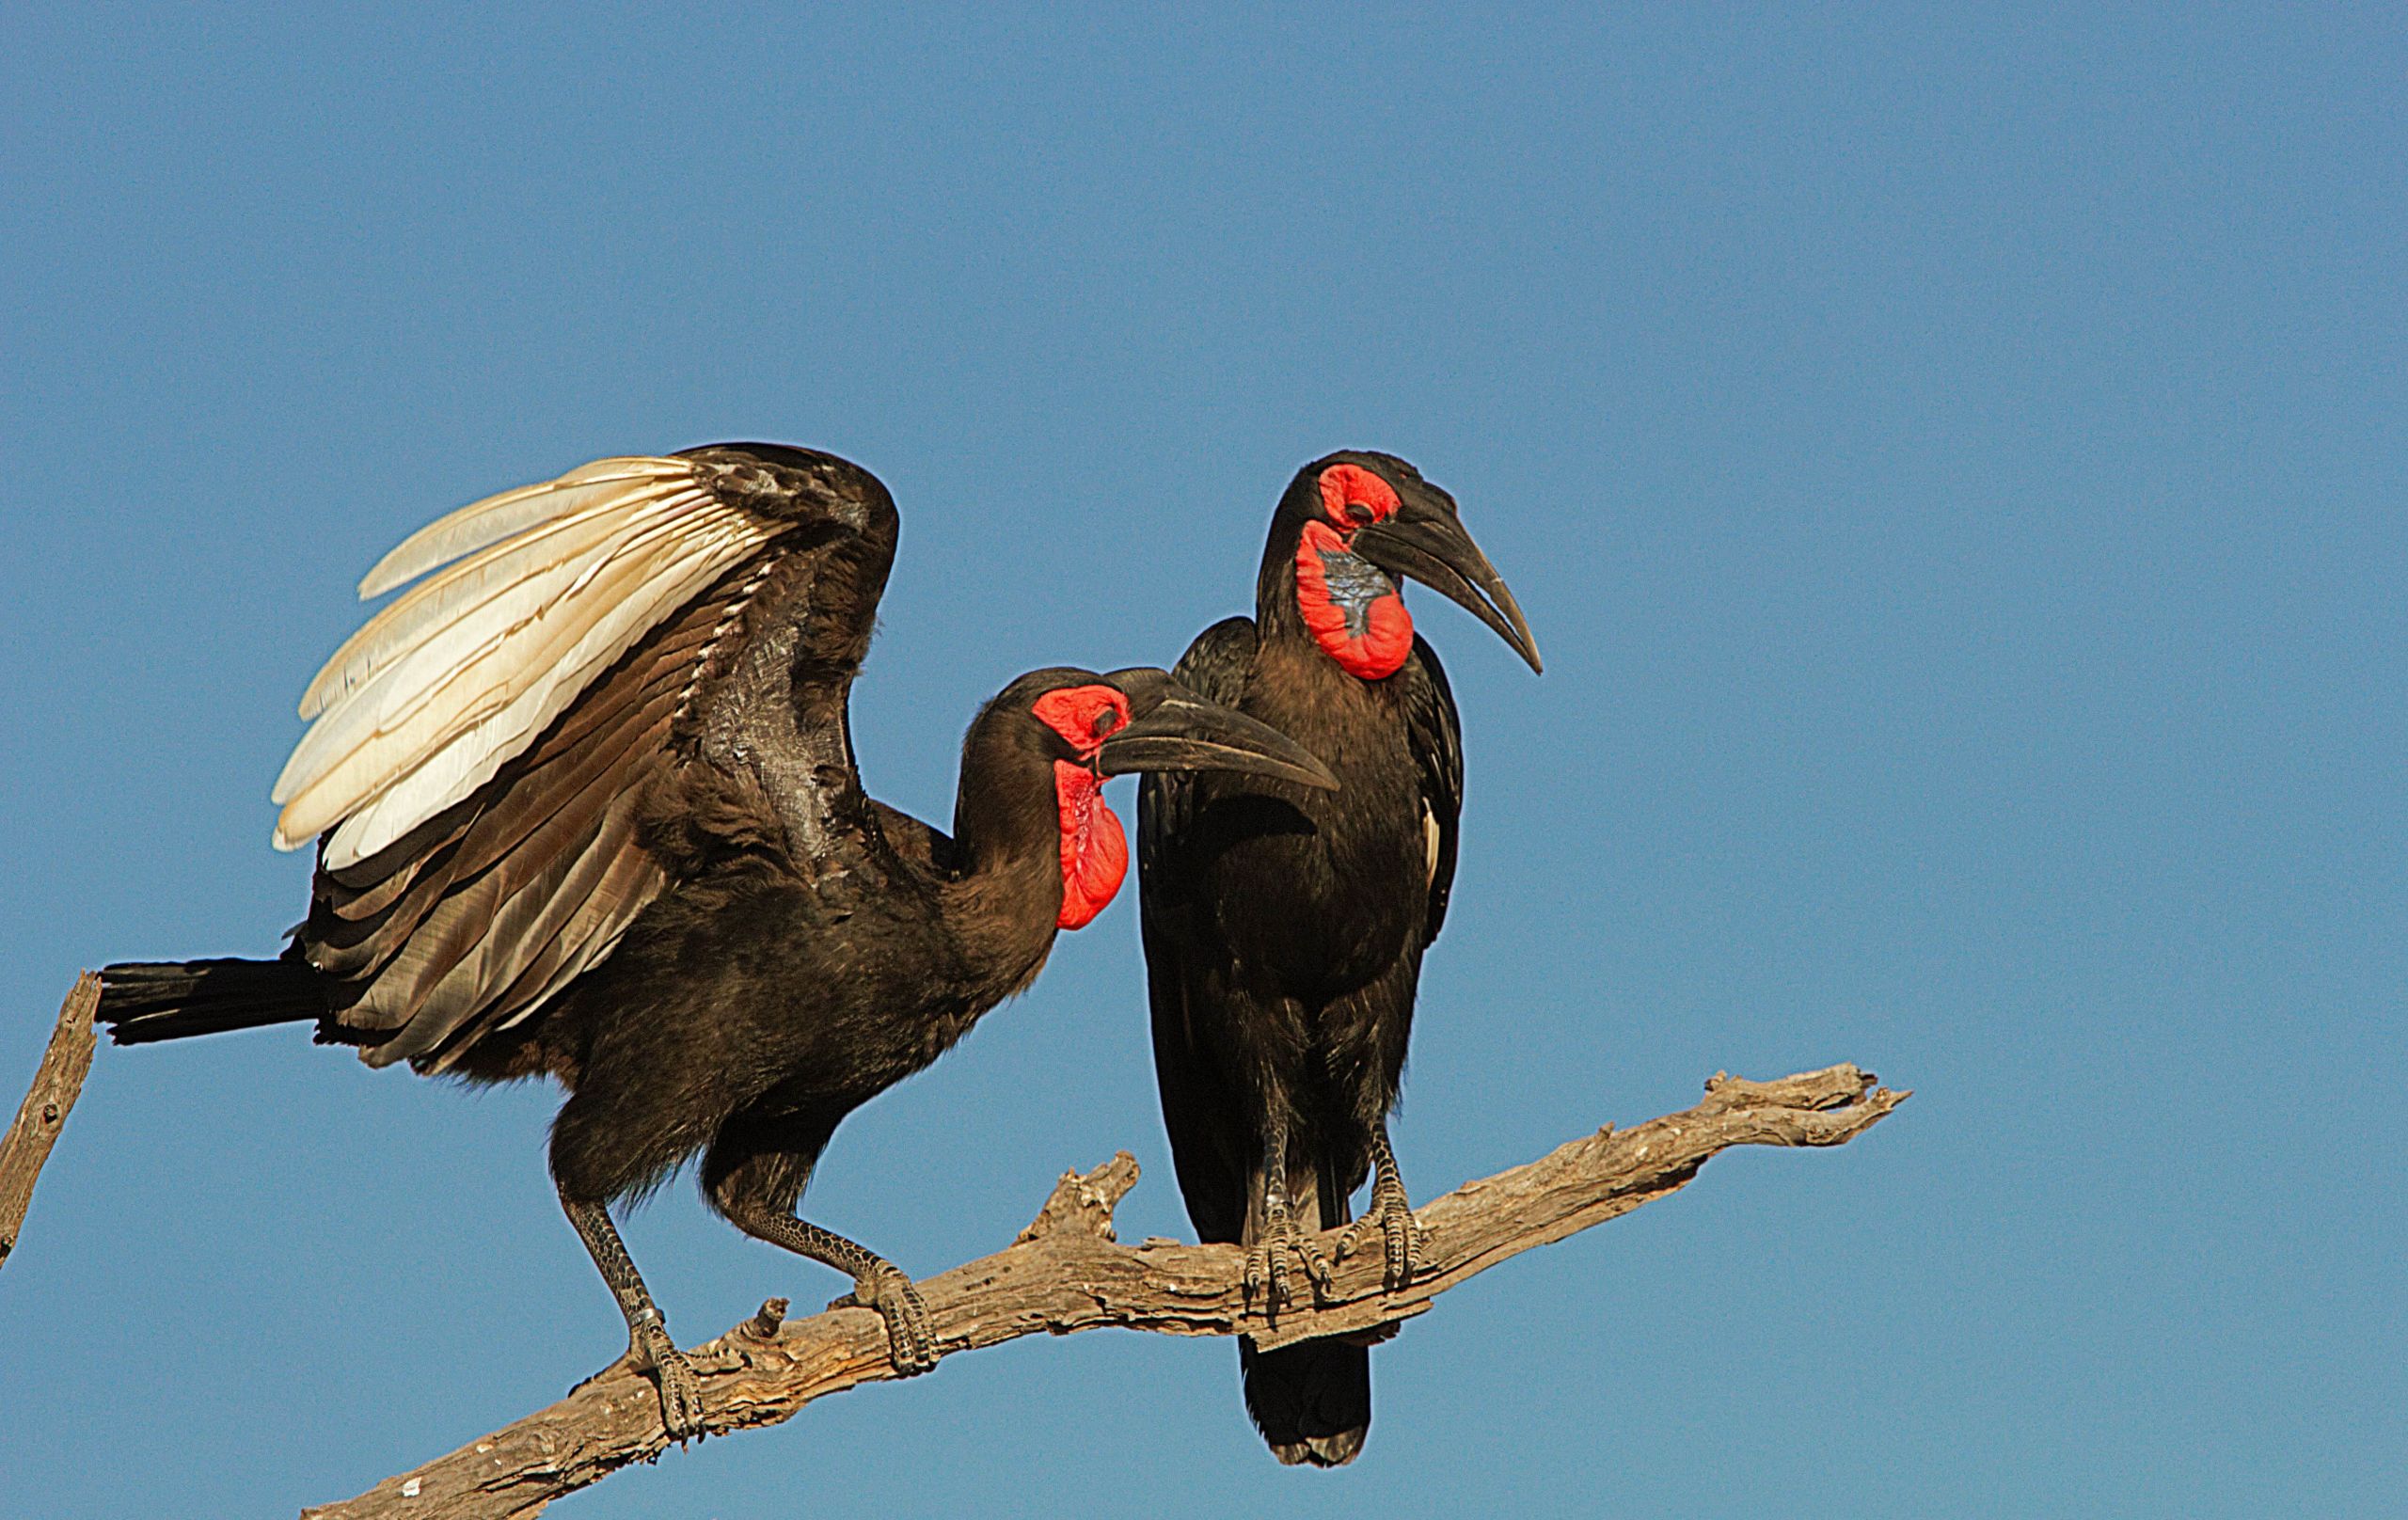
[1090,707,1118,739]
[1319,464,1402,529]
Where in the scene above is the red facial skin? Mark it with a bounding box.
[1048,762,1129,930]
[1031,684,1134,929]
[1296,465,1414,680]
[1316,463,1401,529]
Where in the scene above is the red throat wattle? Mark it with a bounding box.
[1030,683,1136,930]
[1052,760,1128,928]
[1295,520,1414,679]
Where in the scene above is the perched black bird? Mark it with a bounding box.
[1136,451,1541,1465]
[98,444,1336,1438]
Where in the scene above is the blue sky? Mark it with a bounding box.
[2,6,2400,1516]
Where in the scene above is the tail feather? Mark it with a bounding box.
[1243,1338,1371,1466]
[98,958,326,1044]
[1237,1146,1374,1465]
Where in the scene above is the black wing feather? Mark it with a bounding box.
[1136,615,1260,1245]
[1398,634,1465,943]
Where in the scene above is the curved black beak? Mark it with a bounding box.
[1097,672,1339,790]
[1351,499,1544,673]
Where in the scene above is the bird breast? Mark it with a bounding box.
[1187,660,1428,991]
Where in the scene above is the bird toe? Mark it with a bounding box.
[643,1336,705,1442]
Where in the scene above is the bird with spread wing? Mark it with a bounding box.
[99,443,1336,1436]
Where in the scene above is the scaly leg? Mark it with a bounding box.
[725,1209,939,1375]
[1244,1106,1335,1322]
[704,1120,938,1376]
[1336,1120,1428,1291]
[559,1186,705,1440]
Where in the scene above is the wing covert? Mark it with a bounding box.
[279,444,899,1071]
[1398,635,1465,943]
[1137,616,1260,1243]
[1136,616,1259,877]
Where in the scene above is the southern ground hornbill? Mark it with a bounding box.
[1136,451,1541,1465]
[97,444,1335,1437]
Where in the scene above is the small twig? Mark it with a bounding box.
[0,973,102,1273]
[303,1063,1906,1520]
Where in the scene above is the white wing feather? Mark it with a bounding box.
[298,479,707,720]
[317,530,749,865]
[275,503,721,810]
[356,457,692,598]
[272,457,775,866]
[278,546,640,847]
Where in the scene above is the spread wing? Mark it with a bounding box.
[1399,635,1465,943]
[1136,615,1261,1243]
[280,444,898,1070]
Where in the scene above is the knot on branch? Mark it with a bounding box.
[1015,1152,1141,1246]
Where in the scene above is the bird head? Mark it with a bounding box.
[972,667,1336,929]
[1260,451,1543,680]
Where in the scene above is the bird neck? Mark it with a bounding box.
[942,743,1079,996]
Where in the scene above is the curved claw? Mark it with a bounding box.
[1335,1191,1426,1292]
[829,1263,940,1376]
[630,1322,705,1441]
[1305,1236,1337,1296]
[1244,1219,1336,1324]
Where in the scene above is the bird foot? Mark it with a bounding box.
[828,1262,939,1376]
[625,1318,705,1441]
[1335,1180,1427,1291]
[1244,1216,1335,1323]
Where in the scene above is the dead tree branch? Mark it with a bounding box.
[0,973,101,1274]
[306,1063,1906,1520]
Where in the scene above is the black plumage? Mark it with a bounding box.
[99,443,1335,1437]
[1137,451,1539,1465]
